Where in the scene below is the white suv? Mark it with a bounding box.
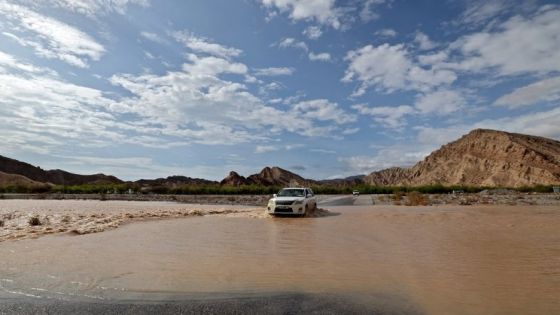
[267,187,317,216]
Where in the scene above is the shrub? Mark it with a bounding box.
[393,191,404,201]
[28,216,41,226]
[405,191,429,206]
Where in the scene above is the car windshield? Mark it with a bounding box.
[277,188,305,197]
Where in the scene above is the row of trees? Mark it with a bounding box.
[0,183,556,195]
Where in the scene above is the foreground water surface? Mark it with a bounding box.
[0,203,559,315]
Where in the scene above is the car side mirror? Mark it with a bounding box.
[273,194,277,198]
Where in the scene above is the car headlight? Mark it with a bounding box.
[293,200,303,205]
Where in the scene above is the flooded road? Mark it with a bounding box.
[1,204,559,314]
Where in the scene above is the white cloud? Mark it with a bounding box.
[343,44,411,94]
[110,51,354,143]
[303,26,322,39]
[494,76,560,108]
[414,89,466,115]
[0,49,54,74]
[360,0,387,22]
[277,37,309,51]
[343,43,456,96]
[340,145,430,174]
[353,104,415,128]
[308,52,331,62]
[310,148,336,154]
[47,0,149,17]
[180,53,247,76]
[457,0,514,26]
[254,67,295,76]
[0,47,350,156]
[452,6,560,76]
[255,145,279,153]
[293,99,356,124]
[342,127,360,135]
[140,31,167,44]
[0,52,133,153]
[0,1,105,68]
[414,31,437,50]
[417,51,448,66]
[261,0,341,29]
[173,31,242,59]
[375,28,397,37]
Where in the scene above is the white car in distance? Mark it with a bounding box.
[267,187,317,216]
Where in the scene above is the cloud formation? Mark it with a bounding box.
[0,1,105,68]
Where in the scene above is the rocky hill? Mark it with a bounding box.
[365,129,560,187]
[0,171,46,187]
[0,155,122,186]
[221,167,316,186]
[220,171,251,186]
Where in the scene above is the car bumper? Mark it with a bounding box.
[267,204,305,215]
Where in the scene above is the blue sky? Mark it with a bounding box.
[0,0,559,180]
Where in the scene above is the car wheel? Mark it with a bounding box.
[304,204,308,216]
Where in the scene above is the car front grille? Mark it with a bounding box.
[275,200,294,205]
[275,207,293,213]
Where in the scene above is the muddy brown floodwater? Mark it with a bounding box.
[0,202,559,315]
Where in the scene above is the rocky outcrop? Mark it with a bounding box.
[220,171,251,186]
[364,167,409,186]
[364,129,560,187]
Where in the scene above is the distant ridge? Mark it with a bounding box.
[365,129,560,187]
[1,129,559,188]
[0,155,122,185]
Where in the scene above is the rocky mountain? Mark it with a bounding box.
[0,155,122,186]
[221,167,317,186]
[363,167,409,186]
[220,171,251,186]
[365,129,560,187]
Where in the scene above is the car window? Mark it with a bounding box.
[277,189,305,197]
